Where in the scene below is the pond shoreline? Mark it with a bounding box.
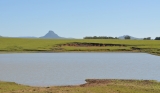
[1,79,160,93]
[0,50,159,57]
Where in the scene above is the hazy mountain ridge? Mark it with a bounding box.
[17,36,37,38]
[40,30,62,38]
[0,32,146,39]
[0,31,65,39]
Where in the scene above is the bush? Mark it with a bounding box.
[155,37,160,40]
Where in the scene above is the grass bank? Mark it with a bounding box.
[0,37,160,55]
[0,79,160,93]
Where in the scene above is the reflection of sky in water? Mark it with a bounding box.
[0,53,160,86]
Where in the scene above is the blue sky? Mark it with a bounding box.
[0,0,160,38]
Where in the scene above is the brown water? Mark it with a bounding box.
[0,53,160,86]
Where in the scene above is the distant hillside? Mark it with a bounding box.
[17,36,37,38]
[118,35,143,40]
[40,30,62,38]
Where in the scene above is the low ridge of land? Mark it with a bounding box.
[0,37,160,56]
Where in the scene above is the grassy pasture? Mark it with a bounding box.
[0,79,160,93]
[0,37,160,55]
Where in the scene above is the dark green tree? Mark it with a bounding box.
[155,37,160,40]
[124,36,130,39]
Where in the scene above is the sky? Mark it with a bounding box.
[0,0,160,39]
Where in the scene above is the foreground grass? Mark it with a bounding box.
[1,79,160,93]
[0,37,160,55]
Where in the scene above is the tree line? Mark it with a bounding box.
[84,36,160,40]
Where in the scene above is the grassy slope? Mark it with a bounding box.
[0,37,160,55]
[0,79,160,93]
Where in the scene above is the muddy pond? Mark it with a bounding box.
[0,53,160,86]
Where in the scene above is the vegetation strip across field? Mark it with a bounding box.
[0,79,160,93]
[0,37,160,55]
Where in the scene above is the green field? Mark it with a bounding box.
[1,79,160,93]
[0,37,160,55]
